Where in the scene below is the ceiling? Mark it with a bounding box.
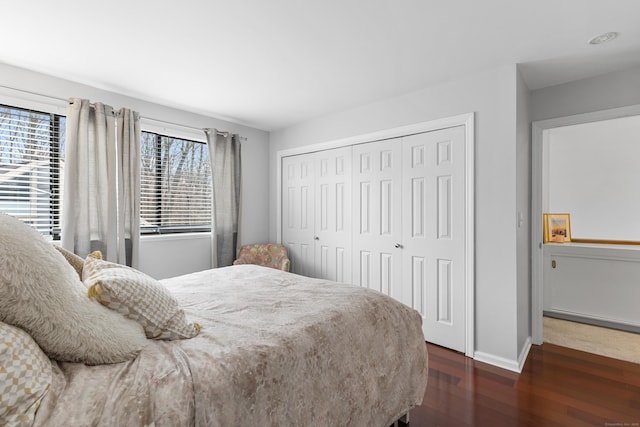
[1,1,640,131]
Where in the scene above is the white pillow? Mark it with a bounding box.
[0,213,148,365]
[0,322,51,427]
[84,251,200,340]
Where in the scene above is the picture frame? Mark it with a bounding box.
[543,213,571,243]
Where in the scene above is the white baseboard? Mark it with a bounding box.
[517,337,532,372]
[473,337,531,373]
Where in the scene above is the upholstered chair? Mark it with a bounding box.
[232,243,291,272]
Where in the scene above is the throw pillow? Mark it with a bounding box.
[83,252,201,340]
[0,213,148,365]
[0,322,51,427]
[52,244,84,280]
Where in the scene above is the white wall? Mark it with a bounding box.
[547,115,640,240]
[139,233,212,280]
[532,67,640,122]
[270,64,526,366]
[0,62,270,279]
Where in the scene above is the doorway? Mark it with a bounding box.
[531,104,640,344]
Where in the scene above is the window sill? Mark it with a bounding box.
[140,232,211,242]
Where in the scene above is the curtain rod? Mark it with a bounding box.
[0,84,246,141]
[142,116,247,141]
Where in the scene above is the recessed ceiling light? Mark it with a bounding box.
[588,32,619,45]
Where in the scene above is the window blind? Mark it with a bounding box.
[0,104,65,238]
[0,103,212,237]
[140,132,212,233]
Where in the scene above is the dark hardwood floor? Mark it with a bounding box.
[406,342,640,426]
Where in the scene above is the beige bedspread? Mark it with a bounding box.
[33,265,428,427]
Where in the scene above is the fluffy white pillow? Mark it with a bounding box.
[84,251,200,340]
[0,322,51,427]
[0,213,148,365]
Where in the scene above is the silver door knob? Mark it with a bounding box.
[394,243,403,249]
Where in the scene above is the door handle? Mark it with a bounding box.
[314,236,319,241]
[394,243,403,249]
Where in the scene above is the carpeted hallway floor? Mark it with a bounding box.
[543,316,640,364]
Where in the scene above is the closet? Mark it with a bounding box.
[281,125,468,353]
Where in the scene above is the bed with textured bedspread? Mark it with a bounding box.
[33,264,428,426]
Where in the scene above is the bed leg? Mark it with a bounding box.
[391,412,410,426]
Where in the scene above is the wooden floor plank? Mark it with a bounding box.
[406,343,640,427]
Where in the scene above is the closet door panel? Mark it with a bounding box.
[314,146,352,283]
[402,126,466,352]
[281,154,316,277]
[352,139,402,298]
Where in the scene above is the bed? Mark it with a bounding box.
[0,214,428,427]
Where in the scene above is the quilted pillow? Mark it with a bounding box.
[0,322,51,427]
[0,213,148,365]
[83,252,200,340]
[52,244,84,279]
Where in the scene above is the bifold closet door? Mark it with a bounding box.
[281,147,353,282]
[402,126,466,353]
[282,124,469,352]
[352,139,403,300]
[314,147,352,283]
[282,154,316,277]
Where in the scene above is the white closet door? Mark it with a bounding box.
[314,147,352,283]
[402,126,466,352]
[352,139,403,299]
[281,154,316,277]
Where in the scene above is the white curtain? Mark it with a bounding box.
[204,129,241,268]
[62,98,141,267]
[116,108,141,267]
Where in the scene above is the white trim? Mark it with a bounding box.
[517,337,532,372]
[140,232,211,242]
[531,123,544,345]
[546,308,640,330]
[276,152,283,250]
[545,241,640,259]
[276,113,474,158]
[140,118,207,143]
[473,352,520,372]
[464,114,475,358]
[0,85,67,116]
[474,337,530,374]
[276,113,475,357]
[531,104,640,346]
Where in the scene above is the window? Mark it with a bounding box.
[140,132,212,234]
[0,101,211,237]
[0,104,65,238]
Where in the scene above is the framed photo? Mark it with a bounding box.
[543,213,571,243]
